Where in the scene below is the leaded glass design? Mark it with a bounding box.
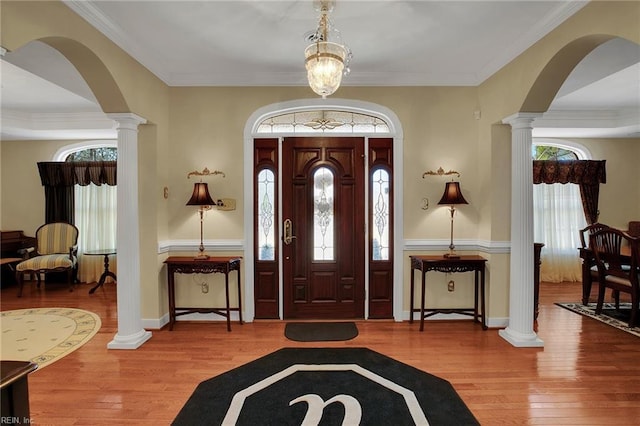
[256,110,390,134]
[372,169,390,260]
[313,167,334,261]
[257,169,275,260]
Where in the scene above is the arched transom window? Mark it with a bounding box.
[256,110,390,134]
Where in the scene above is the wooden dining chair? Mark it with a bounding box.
[589,228,639,328]
[579,223,611,304]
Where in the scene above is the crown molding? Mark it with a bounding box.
[532,108,640,138]
[476,1,588,84]
[1,110,116,140]
[63,1,588,88]
[63,0,171,84]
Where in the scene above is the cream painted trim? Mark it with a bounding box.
[403,310,509,328]
[157,239,243,254]
[157,239,507,255]
[404,239,510,254]
[142,312,242,330]
[142,308,507,330]
[143,297,509,329]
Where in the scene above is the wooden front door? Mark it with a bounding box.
[282,137,365,319]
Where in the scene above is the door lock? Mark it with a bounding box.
[283,218,297,245]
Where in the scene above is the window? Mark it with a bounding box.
[371,168,390,261]
[256,110,390,134]
[65,146,117,284]
[532,143,586,282]
[257,169,276,261]
[65,147,117,161]
[532,145,577,160]
[313,167,335,261]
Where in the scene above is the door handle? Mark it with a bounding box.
[283,218,297,245]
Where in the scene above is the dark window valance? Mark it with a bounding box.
[532,160,606,185]
[532,160,606,225]
[38,161,117,187]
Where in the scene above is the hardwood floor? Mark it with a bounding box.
[2,280,640,425]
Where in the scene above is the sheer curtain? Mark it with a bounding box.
[75,184,117,283]
[533,183,587,282]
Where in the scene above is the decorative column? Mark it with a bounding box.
[499,113,544,347]
[106,113,152,349]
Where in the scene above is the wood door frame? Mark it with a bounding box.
[243,99,404,322]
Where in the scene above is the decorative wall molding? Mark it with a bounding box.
[2,109,116,140]
[533,108,640,138]
[159,238,509,255]
[158,239,244,254]
[535,109,639,129]
[141,312,241,330]
[403,239,510,254]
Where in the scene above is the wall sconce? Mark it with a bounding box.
[422,167,460,179]
[438,181,468,258]
[422,166,461,210]
[186,182,215,259]
[187,167,225,180]
[187,168,236,211]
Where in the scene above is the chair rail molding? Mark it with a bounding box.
[404,239,510,254]
[157,239,244,254]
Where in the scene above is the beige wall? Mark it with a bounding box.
[1,1,639,324]
[168,86,481,242]
[564,138,640,229]
[1,140,71,234]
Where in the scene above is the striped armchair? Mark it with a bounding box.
[16,222,79,297]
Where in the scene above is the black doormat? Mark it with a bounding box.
[172,347,479,425]
[285,321,359,342]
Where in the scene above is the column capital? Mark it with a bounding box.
[502,112,543,129]
[107,112,147,131]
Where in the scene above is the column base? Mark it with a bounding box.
[499,327,544,348]
[107,329,152,350]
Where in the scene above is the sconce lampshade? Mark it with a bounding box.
[438,181,468,206]
[186,182,215,206]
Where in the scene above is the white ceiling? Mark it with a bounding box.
[1,0,639,141]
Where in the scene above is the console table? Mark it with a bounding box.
[164,256,242,331]
[409,255,487,331]
[1,361,38,422]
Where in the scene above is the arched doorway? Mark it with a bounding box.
[3,38,150,349]
[243,99,404,322]
[500,35,640,347]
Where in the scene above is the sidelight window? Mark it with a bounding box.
[371,168,390,260]
[313,167,335,261]
[257,169,276,260]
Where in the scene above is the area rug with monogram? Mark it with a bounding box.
[0,307,101,368]
[173,347,479,425]
[556,302,640,337]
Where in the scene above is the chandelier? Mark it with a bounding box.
[304,0,352,98]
